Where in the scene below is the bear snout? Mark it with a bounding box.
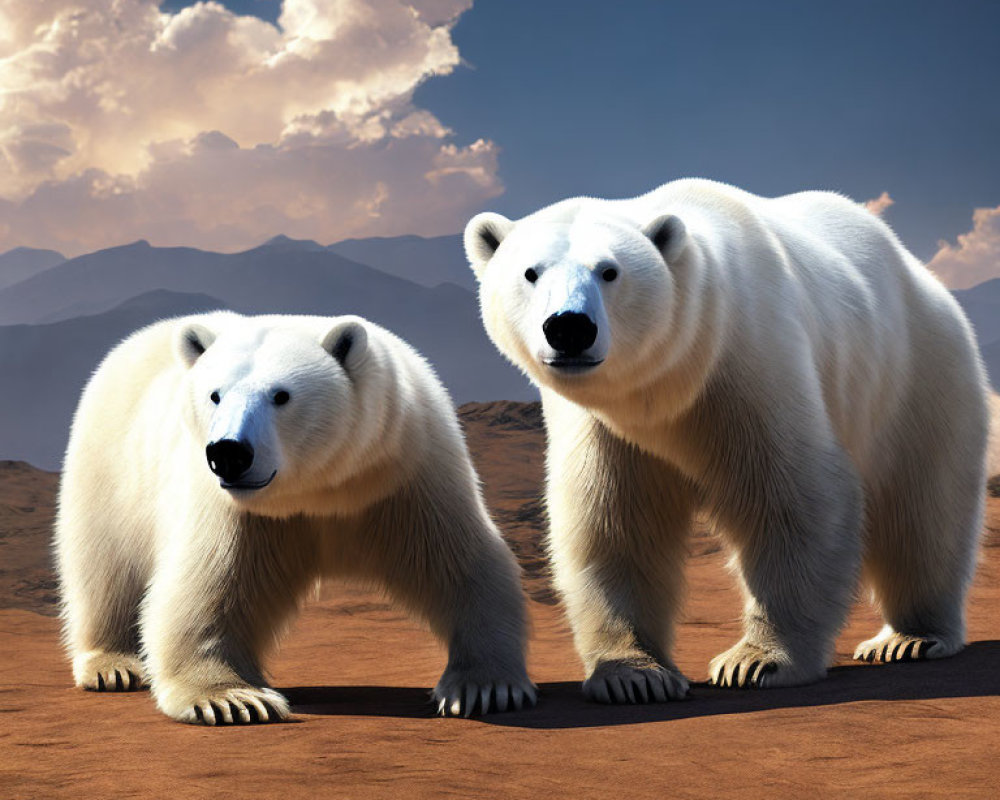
[206,439,255,485]
[543,312,598,356]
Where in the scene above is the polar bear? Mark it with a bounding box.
[55,312,535,724]
[464,178,989,702]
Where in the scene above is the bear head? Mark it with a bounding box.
[175,313,370,515]
[464,206,688,396]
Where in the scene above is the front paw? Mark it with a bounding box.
[709,639,821,688]
[157,683,290,726]
[583,658,690,704]
[433,668,537,717]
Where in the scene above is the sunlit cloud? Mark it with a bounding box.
[863,191,894,217]
[929,205,1000,290]
[0,0,500,254]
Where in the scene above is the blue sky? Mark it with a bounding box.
[164,0,282,22]
[166,0,1000,262]
[420,0,1000,261]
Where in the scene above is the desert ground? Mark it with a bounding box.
[1,401,998,799]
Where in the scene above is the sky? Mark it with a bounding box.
[1,0,998,287]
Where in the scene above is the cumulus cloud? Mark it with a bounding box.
[863,191,894,217]
[0,0,500,254]
[928,205,1000,290]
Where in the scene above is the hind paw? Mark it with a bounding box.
[433,667,537,717]
[73,651,147,692]
[853,628,961,663]
[583,658,689,704]
[709,639,823,689]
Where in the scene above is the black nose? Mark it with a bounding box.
[206,439,255,484]
[543,312,598,355]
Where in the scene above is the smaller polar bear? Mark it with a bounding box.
[465,178,989,702]
[56,312,534,724]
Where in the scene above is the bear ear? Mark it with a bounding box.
[642,214,688,264]
[464,212,514,279]
[176,323,216,368]
[321,318,368,373]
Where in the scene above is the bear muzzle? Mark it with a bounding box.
[542,312,603,371]
[206,438,276,490]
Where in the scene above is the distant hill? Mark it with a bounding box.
[981,338,1000,390]
[0,236,479,325]
[953,278,1000,354]
[0,290,228,468]
[327,233,474,292]
[1,232,997,470]
[0,247,66,292]
[0,238,534,467]
[951,278,1000,392]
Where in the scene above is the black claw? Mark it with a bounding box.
[731,664,741,687]
[194,705,204,723]
[127,671,140,691]
[760,662,778,684]
[208,702,221,723]
[97,673,105,691]
[865,650,875,663]
[904,641,918,661]
[229,701,242,723]
[261,702,276,723]
[246,704,260,723]
[114,670,123,691]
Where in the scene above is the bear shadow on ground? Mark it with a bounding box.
[282,639,1000,729]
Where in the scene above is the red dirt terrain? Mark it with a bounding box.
[2,402,999,799]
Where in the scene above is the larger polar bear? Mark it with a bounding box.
[464,178,989,701]
[56,312,534,724]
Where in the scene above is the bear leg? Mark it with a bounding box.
[428,540,537,719]
[352,473,536,718]
[689,378,865,689]
[707,444,864,689]
[546,405,695,704]
[140,514,313,725]
[854,384,985,665]
[56,511,150,692]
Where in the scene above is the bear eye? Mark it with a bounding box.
[601,266,619,282]
[210,391,220,405]
[274,390,290,406]
[524,268,539,284]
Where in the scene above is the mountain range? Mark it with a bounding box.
[0,235,533,469]
[0,236,997,470]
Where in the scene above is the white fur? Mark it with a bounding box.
[55,313,534,724]
[466,178,990,700]
[989,391,1000,477]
